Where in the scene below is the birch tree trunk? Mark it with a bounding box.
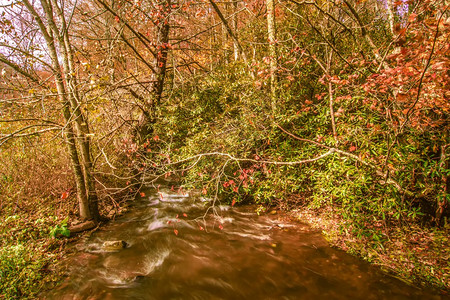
[232,0,239,61]
[266,0,277,113]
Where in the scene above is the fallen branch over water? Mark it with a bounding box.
[151,125,413,198]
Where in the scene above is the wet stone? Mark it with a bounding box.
[102,240,128,251]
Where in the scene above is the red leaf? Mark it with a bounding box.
[114,16,120,23]
[231,199,236,207]
[140,192,146,197]
[349,145,357,152]
[199,225,204,231]
[218,224,223,230]
[61,192,69,200]
[174,229,178,236]
[182,213,187,217]
[408,13,417,22]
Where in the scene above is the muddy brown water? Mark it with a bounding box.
[45,186,447,300]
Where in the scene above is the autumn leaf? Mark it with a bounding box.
[182,213,187,217]
[174,229,178,236]
[61,192,69,200]
[408,13,417,23]
[231,199,236,207]
[218,224,223,230]
[140,192,146,197]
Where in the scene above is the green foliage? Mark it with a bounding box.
[0,244,51,299]
[0,199,69,299]
[49,217,70,238]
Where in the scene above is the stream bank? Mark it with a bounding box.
[294,206,450,293]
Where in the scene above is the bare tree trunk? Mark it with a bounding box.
[386,0,395,36]
[327,51,338,144]
[232,0,239,61]
[23,0,98,221]
[209,0,247,62]
[47,0,101,222]
[266,0,277,113]
[154,1,171,106]
[436,144,449,225]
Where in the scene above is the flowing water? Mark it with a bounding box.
[45,185,446,300]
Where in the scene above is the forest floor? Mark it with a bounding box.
[292,205,450,294]
[0,194,129,299]
[0,196,73,299]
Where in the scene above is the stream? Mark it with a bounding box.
[45,185,446,299]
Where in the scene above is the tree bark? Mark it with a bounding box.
[232,1,239,61]
[23,0,97,221]
[209,0,247,62]
[154,0,171,106]
[266,0,277,113]
[48,0,101,221]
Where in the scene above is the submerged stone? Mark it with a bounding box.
[102,240,127,251]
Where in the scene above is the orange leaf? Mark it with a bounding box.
[61,192,69,200]
[218,224,223,230]
[174,229,178,236]
[231,199,236,207]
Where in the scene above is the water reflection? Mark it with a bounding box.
[45,186,445,300]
